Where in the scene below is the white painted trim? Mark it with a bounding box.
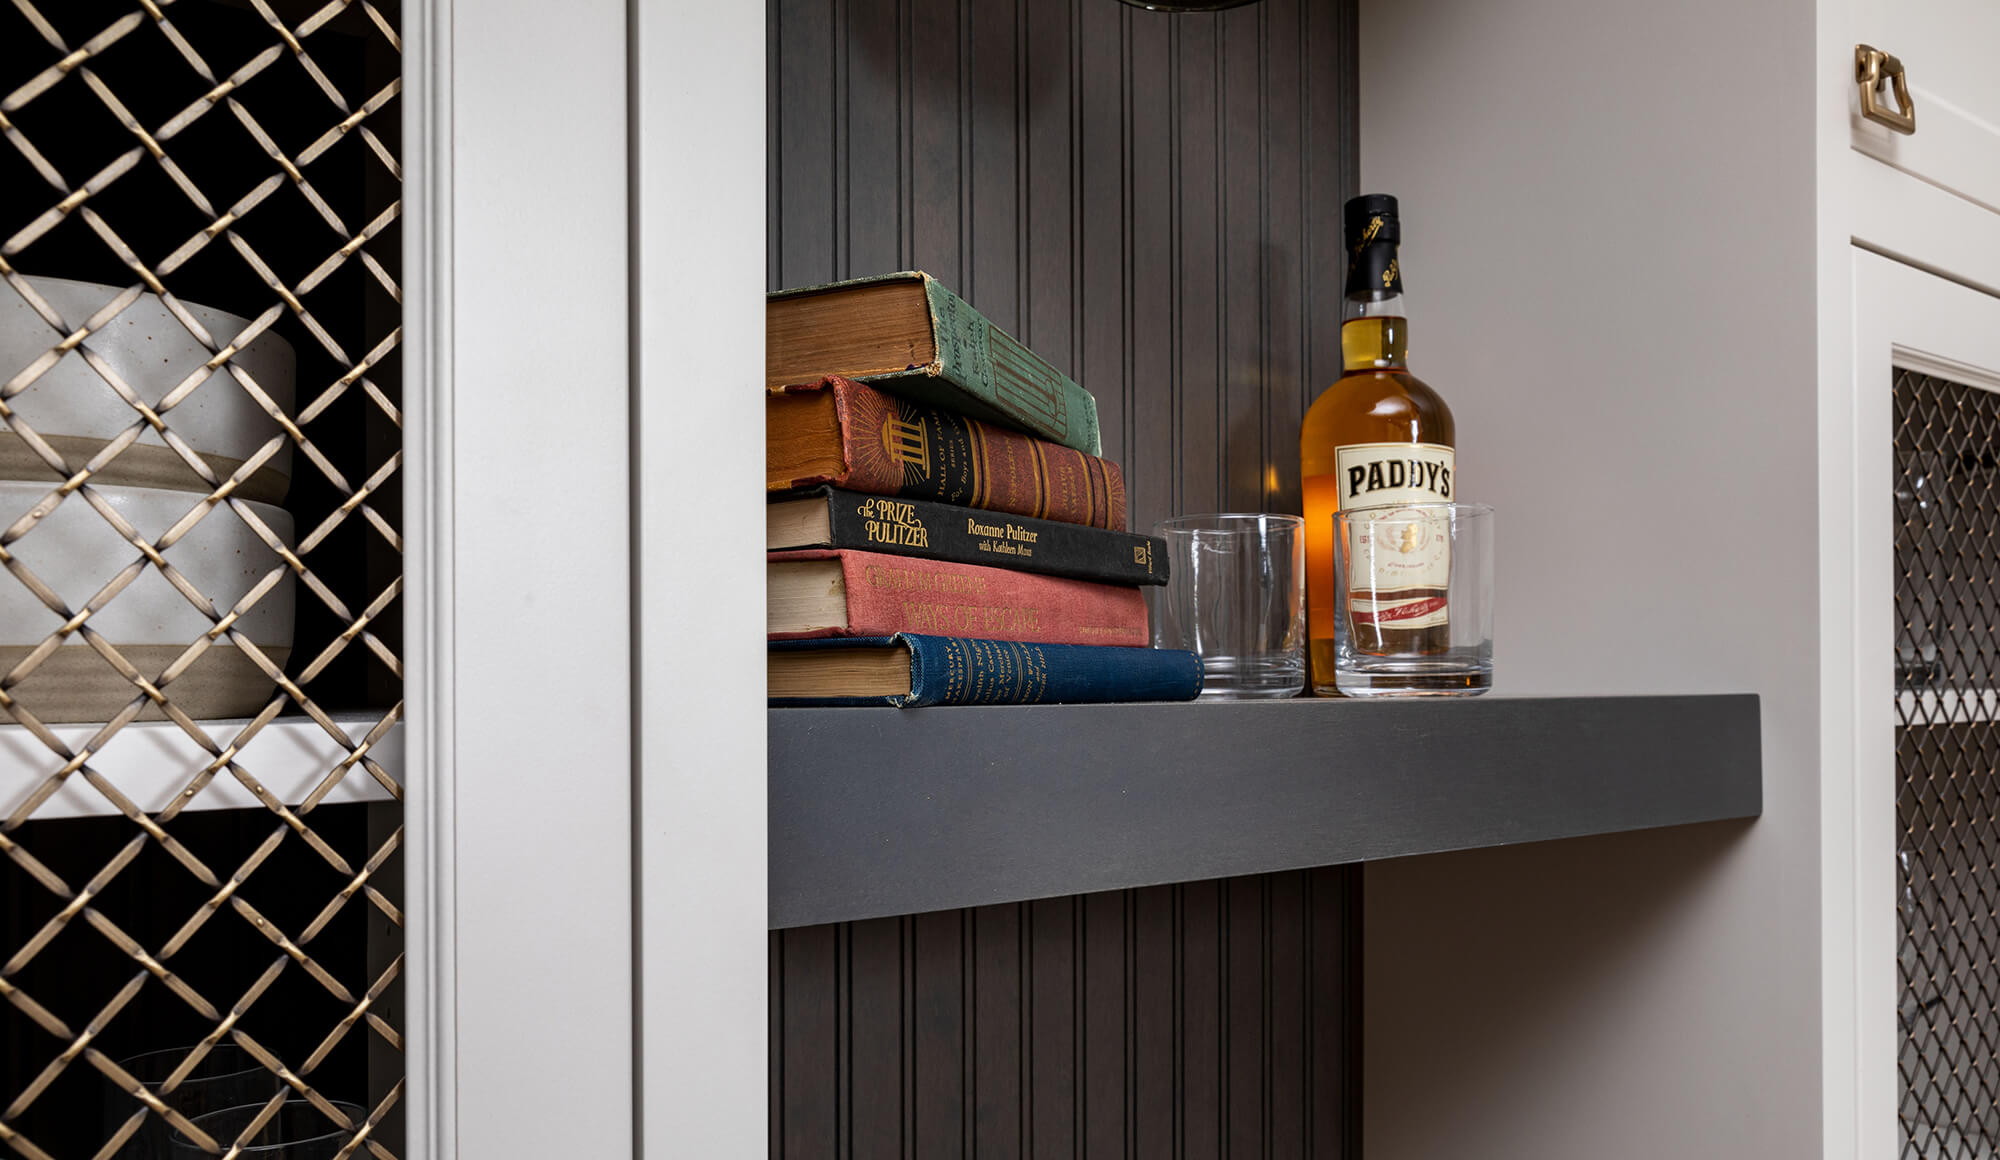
[1848,149,2000,302]
[404,0,637,1152]
[631,0,768,1152]
[400,0,454,1152]
[1849,247,1899,1160]
[1892,345,2000,397]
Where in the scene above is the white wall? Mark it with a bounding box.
[1357,0,1820,1155]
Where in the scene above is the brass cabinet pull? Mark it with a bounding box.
[1856,43,1916,134]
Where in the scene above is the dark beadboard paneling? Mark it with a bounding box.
[768,5,1361,1154]
[770,867,1360,1160]
[768,0,1359,529]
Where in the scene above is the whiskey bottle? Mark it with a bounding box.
[1299,194,1456,694]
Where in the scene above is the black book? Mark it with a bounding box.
[767,487,1167,586]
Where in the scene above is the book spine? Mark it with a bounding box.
[820,490,1166,585]
[771,549,1150,647]
[902,636,1203,706]
[826,377,1127,531]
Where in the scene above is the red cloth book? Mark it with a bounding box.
[767,549,1150,647]
[766,375,1128,530]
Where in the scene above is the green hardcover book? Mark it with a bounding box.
[767,271,1102,456]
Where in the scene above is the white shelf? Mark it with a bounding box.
[1900,688,2000,725]
[1,713,402,821]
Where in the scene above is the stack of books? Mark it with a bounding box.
[765,271,1203,707]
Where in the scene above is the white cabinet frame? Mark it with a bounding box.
[1825,248,2000,1160]
[400,1,766,1151]
[630,0,769,1154]
[1820,1,2000,1146]
[400,0,455,1150]
[406,0,643,1147]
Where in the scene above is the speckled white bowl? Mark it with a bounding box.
[0,276,296,502]
[0,480,295,721]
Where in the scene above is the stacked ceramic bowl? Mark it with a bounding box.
[0,276,297,722]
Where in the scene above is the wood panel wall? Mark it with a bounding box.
[771,867,1360,1160]
[767,0,1359,530]
[769,4,1362,1155]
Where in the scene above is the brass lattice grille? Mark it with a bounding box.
[0,0,402,1155]
[1897,368,2000,1160]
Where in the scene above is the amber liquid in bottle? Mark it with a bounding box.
[1301,198,1455,693]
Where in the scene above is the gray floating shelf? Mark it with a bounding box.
[769,694,1761,929]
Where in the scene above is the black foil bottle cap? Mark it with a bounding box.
[1343,193,1400,247]
[1343,193,1402,296]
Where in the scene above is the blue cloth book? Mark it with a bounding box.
[769,634,1204,707]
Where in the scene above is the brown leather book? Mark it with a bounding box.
[768,376,1127,530]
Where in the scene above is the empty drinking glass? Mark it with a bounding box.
[167,1099,366,1159]
[105,1045,283,1159]
[1149,513,1305,698]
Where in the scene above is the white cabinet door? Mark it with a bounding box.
[1830,248,2000,1160]
[1849,0,2000,215]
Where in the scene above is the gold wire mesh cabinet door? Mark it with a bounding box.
[0,0,410,1155]
[1,0,650,1152]
[1895,367,2000,1160]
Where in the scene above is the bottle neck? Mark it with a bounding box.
[1341,292,1409,371]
